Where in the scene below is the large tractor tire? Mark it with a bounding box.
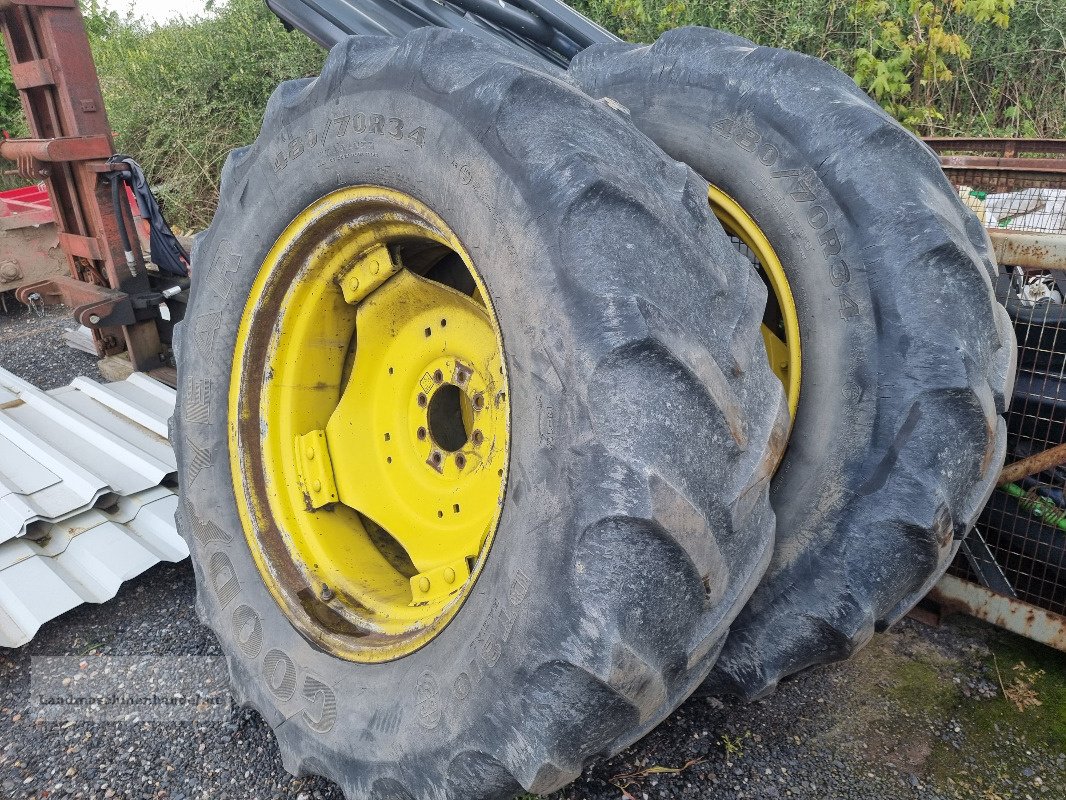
[570,26,1017,699]
[174,29,788,799]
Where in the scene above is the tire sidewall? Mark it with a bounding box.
[179,80,601,778]
[617,88,880,574]
[572,29,1012,695]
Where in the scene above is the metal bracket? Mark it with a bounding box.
[409,557,472,605]
[959,526,1017,598]
[338,244,401,304]
[295,429,339,509]
[15,276,135,327]
[0,136,113,181]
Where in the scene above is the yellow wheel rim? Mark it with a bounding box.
[709,185,801,418]
[229,187,509,662]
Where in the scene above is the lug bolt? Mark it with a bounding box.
[417,393,428,408]
[418,577,431,593]
[471,430,483,446]
[417,426,427,440]
[433,369,443,383]
[320,584,334,601]
[472,393,485,411]
[455,453,466,469]
[431,451,442,465]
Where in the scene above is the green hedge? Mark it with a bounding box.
[0,1,1062,229]
[89,0,324,229]
[570,0,1065,137]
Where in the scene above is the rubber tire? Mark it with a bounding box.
[174,29,788,800]
[570,26,1017,700]
[995,274,1066,374]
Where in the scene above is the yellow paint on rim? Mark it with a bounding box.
[228,186,509,662]
[709,185,801,418]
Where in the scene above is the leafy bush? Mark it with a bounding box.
[849,0,1015,131]
[0,1,1061,228]
[0,57,23,138]
[89,0,323,229]
[572,0,1065,137]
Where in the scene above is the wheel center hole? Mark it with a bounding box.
[427,383,471,452]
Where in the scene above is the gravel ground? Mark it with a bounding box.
[1,301,1064,800]
[0,303,99,390]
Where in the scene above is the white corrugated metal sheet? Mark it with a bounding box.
[0,367,175,543]
[0,485,185,647]
[0,368,182,647]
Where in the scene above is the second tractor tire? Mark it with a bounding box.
[571,26,1017,699]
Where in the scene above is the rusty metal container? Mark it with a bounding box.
[925,138,1066,651]
[0,182,67,302]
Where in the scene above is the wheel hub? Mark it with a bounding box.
[229,187,510,662]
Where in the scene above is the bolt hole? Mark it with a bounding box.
[472,393,485,411]
[433,369,443,383]
[384,432,390,441]
[498,469,504,477]
[437,510,444,518]
[417,393,428,408]
[471,430,483,446]
[453,504,460,513]
[424,327,432,337]
[431,451,443,465]
[417,427,427,441]
[387,456,392,464]
[455,453,467,469]
[388,366,394,375]
[440,318,447,327]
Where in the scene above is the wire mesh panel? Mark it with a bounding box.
[928,139,1066,634]
[929,138,1066,234]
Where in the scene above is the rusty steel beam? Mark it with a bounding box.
[938,155,1066,174]
[925,137,1066,158]
[988,230,1066,271]
[0,0,163,371]
[0,135,111,163]
[0,0,78,9]
[929,575,1066,652]
[16,274,130,317]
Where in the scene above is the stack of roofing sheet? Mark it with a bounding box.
[0,368,184,647]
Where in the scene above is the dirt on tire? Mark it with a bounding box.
[570,25,1017,700]
[174,29,788,800]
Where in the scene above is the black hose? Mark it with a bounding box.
[109,169,136,271]
[445,0,554,43]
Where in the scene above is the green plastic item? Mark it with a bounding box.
[1001,482,1066,532]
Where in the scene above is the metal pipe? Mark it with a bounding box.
[999,440,1066,485]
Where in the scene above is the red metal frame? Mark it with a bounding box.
[0,0,163,370]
